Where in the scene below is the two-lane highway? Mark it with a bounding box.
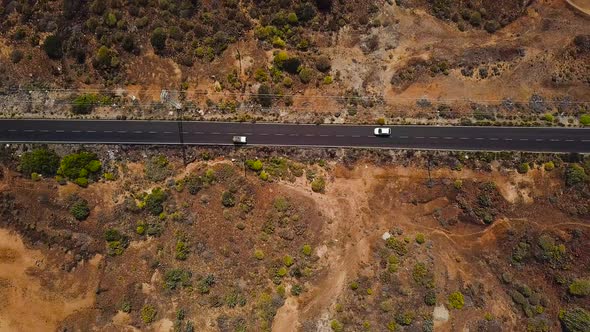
[0,119,589,153]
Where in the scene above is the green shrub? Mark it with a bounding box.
[518,163,530,174]
[75,177,89,187]
[544,161,555,171]
[283,255,294,267]
[415,233,425,244]
[298,67,314,84]
[254,249,265,260]
[395,311,415,326]
[323,75,333,84]
[58,152,101,182]
[469,11,482,26]
[175,240,189,260]
[386,237,408,256]
[424,289,436,306]
[412,262,434,288]
[448,291,465,309]
[559,307,590,332]
[350,281,359,290]
[260,170,269,181]
[43,34,62,59]
[151,28,167,51]
[311,176,326,193]
[454,179,463,189]
[70,199,90,221]
[221,191,236,207]
[580,114,590,126]
[330,320,343,332]
[144,188,167,215]
[72,94,99,114]
[566,164,588,187]
[20,148,60,176]
[30,172,41,181]
[136,224,146,235]
[197,275,215,294]
[103,172,115,181]
[315,56,331,73]
[254,68,269,82]
[291,284,303,296]
[302,244,312,256]
[164,268,192,290]
[569,279,590,297]
[282,76,293,88]
[246,159,263,171]
[543,113,554,122]
[141,305,157,324]
[257,83,273,107]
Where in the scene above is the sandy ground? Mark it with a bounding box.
[0,229,101,331]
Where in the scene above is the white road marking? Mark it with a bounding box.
[211,132,221,135]
[460,137,470,140]
[319,134,329,137]
[549,139,560,142]
[475,138,484,140]
[148,131,157,134]
[40,130,49,133]
[504,138,512,141]
[118,131,128,133]
[305,134,315,137]
[443,137,453,139]
[163,131,173,134]
[103,130,112,133]
[259,133,269,136]
[8,129,16,132]
[289,134,298,136]
[416,136,425,139]
[565,139,574,142]
[72,130,81,133]
[194,132,204,134]
[352,135,361,138]
[535,139,544,141]
[24,130,35,132]
[86,130,96,133]
[429,136,439,139]
[275,133,285,136]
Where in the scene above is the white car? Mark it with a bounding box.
[373,127,391,136]
[232,136,247,144]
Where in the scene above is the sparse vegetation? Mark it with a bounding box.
[568,279,590,297]
[141,305,157,324]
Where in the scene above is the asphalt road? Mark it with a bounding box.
[0,119,589,153]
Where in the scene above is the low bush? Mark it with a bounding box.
[254,249,265,260]
[580,114,590,126]
[448,291,465,309]
[302,244,312,256]
[565,164,588,187]
[222,191,236,207]
[544,161,555,171]
[144,188,167,215]
[424,289,436,306]
[559,307,590,332]
[283,255,294,267]
[386,237,408,256]
[330,320,343,332]
[518,162,530,174]
[298,67,314,84]
[57,152,101,183]
[175,240,189,260]
[70,199,90,220]
[72,94,99,114]
[164,268,192,290]
[246,159,263,171]
[197,275,215,294]
[569,279,590,297]
[141,305,157,324]
[291,284,303,296]
[20,148,60,176]
[145,155,172,182]
[43,34,63,59]
[311,176,326,193]
[415,233,425,244]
